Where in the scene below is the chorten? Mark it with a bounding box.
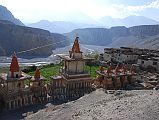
[0,52,31,91]
[50,37,93,100]
[8,52,21,78]
[30,68,47,102]
[30,67,46,87]
[0,52,31,110]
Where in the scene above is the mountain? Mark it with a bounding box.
[28,20,103,33]
[0,22,69,57]
[28,15,159,34]
[65,26,129,46]
[0,5,24,26]
[28,20,63,33]
[65,28,112,46]
[65,25,159,50]
[100,15,159,27]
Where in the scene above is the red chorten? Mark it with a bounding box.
[107,64,112,75]
[130,65,135,74]
[99,66,104,72]
[71,37,81,53]
[34,68,40,80]
[10,52,20,72]
[122,64,127,74]
[114,64,119,74]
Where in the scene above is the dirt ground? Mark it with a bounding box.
[23,89,159,120]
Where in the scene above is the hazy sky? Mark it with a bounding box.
[1,0,159,23]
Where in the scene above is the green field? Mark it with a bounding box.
[0,67,9,73]
[28,64,99,77]
[0,64,100,84]
[27,64,99,83]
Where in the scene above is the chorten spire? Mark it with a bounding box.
[10,52,20,72]
[130,65,135,74]
[107,63,112,75]
[114,64,119,74]
[99,66,104,72]
[122,64,127,74]
[71,37,80,53]
[34,68,40,80]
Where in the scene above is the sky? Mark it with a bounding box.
[1,0,159,23]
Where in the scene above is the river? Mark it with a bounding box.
[0,44,106,68]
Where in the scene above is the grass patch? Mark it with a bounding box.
[27,65,61,83]
[0,64,100,84]
[0,67,9,73]
[85,65,99,79]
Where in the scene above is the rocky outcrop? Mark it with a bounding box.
[0,5,24,26]
[65,28,111,46]
[65,25,159,49]
[129,25,159,38]
[0,22,70,57]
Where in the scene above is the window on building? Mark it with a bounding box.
[16,74,18,78]
[153,62,157,65]
[142,61,144,64]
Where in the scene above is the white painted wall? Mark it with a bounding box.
[66,60,85,73]
[8,71,21,78]
[137,59,159,71]
[103,53,112,61]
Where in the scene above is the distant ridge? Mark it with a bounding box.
[0,5,24,26]
[65,25,159,50]
[28,20,103,33]
[0,22,70,57]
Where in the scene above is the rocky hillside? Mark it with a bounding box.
[65,25,159,49]
[23,89,158,120]
[0,22,69,57]
[0,5,24,26]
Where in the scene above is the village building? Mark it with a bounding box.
[137,55,159,72]
[103,48,138,63]
[49,37,94,100]
[0,53,32,111]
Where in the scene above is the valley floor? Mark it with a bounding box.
[24,89,158,120]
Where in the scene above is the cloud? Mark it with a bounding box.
[114,0,159,13]
[1,0,159,22]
